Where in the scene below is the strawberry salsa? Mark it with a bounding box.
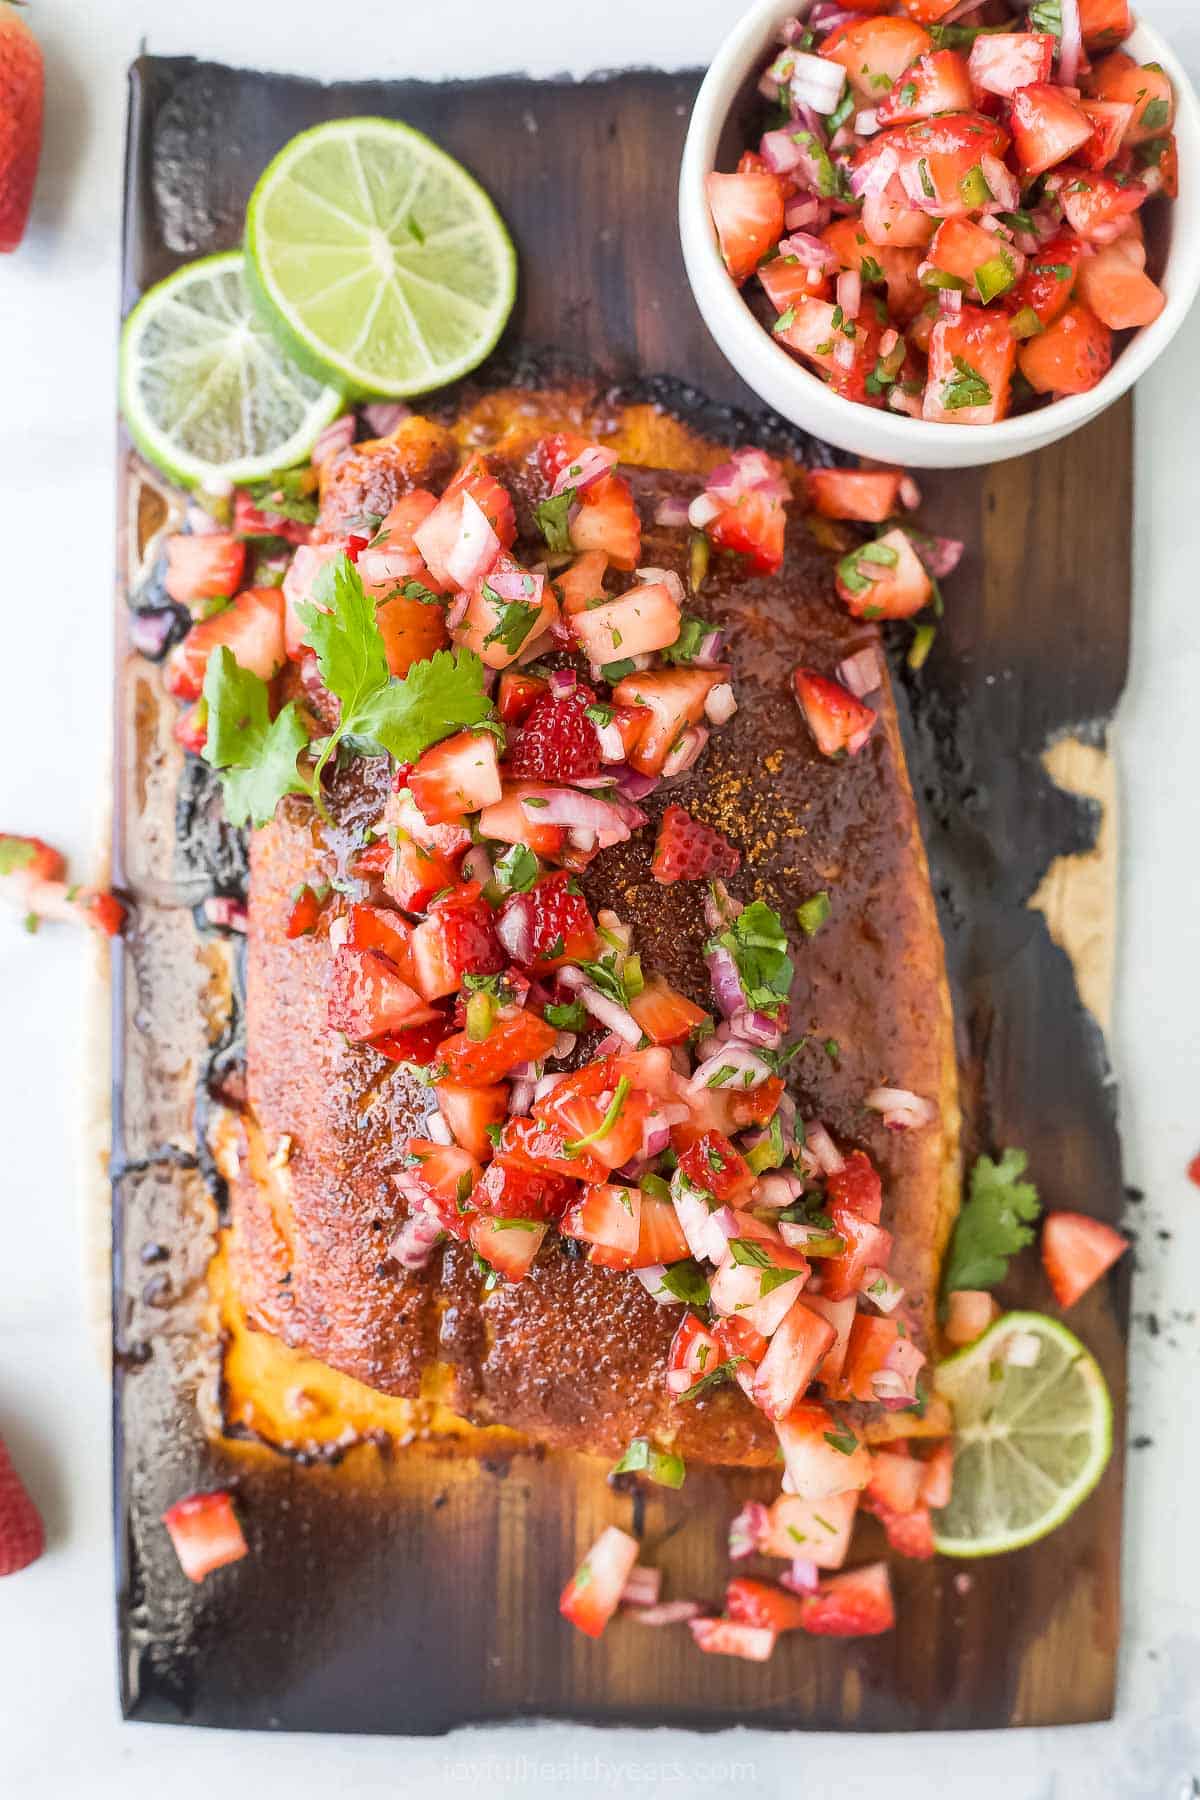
[707,0,1178,423]
[139,413,972,1649]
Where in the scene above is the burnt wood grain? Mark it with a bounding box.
[113,55,1132,1733]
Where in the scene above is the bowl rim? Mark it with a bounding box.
[679,0,1200,456]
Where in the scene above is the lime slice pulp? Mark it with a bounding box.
[245,117,517,399]
[119,251,344,491]
[932,1311,1113,1558]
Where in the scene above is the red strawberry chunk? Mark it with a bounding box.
[233,487,313,547]
[496,871,599,970]
[161,1490,247,1584]
[409,730,503,825]
[678,1130,754,1202]
[372,1019,449,1066]
[439,1007,558,1083]
[825,1150,883,1224]
[1041,1209,1127,1308]
[409,887,505,1000]
[434,1080,509,1161]
[164,586,286,701]
[400,1138,481,1236]
[867,1495,937,1560]
[469,1215,548,1281]
[651,805,740,883]
[628,976,709,1046]
[163,532,246,606]
[793,670,877,757]
[0,1435,45,1576]
[725,1577,809,1634]
[800,1562,895,1637]
[470,1154,573,1223]
[327,947,439,1040]
[689,1618,778,1661]
[569,473,642,572]
[560,1526,640,1638]
[497,670,549,725]
[499,1115,610,1186]
[509,691,602,782]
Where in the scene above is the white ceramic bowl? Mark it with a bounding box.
[680,0,1200,468]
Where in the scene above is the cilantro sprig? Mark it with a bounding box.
[202,649,311,828]
[941,1148,1041,1300]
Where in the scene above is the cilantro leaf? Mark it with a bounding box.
[300,553,390,722]
[534,490,576,554]
[242,467,319,525]
[359,648,495,763]
[941,1148,1041,1299]
[481,582,542,657]
[707,899,793,1012]
[662,612,720,666]
[201,648,311,828]
[941,354,992,413]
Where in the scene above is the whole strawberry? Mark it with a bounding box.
[0,2,44,253]
[0,1434,45,1575]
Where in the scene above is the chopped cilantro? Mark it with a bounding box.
[706,898,793,1013]
[941,1148,1041,1299]
[940,354,992,413]
[610,1438,686,1489]
[796,891,831,937]
[534,489,576,553]
[676,1355,747,1404]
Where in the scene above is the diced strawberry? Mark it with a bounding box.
[808,468,905,523]
[706,171,785,284]
[1008,230,1082,327]
[667,1310,723,1396]
[509,690,602,782]
[759,254,830,316]
[730,1074,786,1130]
[469,1214,547,1281]
[1088,52,1174,146]
[350,840,392,879]
[402,1138,483,1235]
[679,1131,755,1203]
[1018,302,1113,396]
[943,1287,1000,1346]
[1078,0,1131,45]
[442,453,518,548]
[409,731,503,826]
[550,1087,649,1185]
[967,33,1053,103]
[876,48,972,125]
[569,473,642,572]
[752,1299,837,1421]
[434,1080,508,1161]
[919,1439,955,1509]
[233,488,313,547]
[651,806,740,883]
[866,1447,924,1514]
[822,1211,893,1306]
[689,1618,778,1661]
[163,533,246,607]
[725,1577,809,1634]
[629,976,709,1046]
[760,1489,859,1567]
[346,901,417,979]
[439,1007,558,1084]
[164,587,286,701]
[858,113,1010,222]
[497,670,549,725]
[707,484,788,575]
[826,1150,883,1224]
[835,525,932,620]
[376,589,449,680]
[819,16,933,104]
[1010,83,1095,177]
[1041,1209,1127,1308]
[327,947,438,1040]
[0,1434,45,1576]
[714,1313,770,1368]
[560,1525,640,1638]
[536,432,587,488]
[614,1192,692,1270]
[710,1240,810,1338]
[410,891,505,999]
[496,871,599,971]
[612,669,724,777]
[1047,166,1147,242]
[282,540,350,659]
[561,1182,642,1259]
[870,1496,936,1560]
[500,1115,608,1185]
[384,833,461,915]
[455,552,559,670]
[800,1562,895,1637]
[836,1313,925,1404]
[161,1490,248,1584]
[775,1400,871,1500]
[0,835,63,883]
[793,669,877,758]
[285,885,324,939]
[778,295,844,380]
[478,785,566,860]
[173,702,208,755]
[371,1018,448,1067]
[822,221,924,322]
[551,549,610,618]
[1078,99,1135,170]
[927,217,1025,305]
[354,487,447,591]
[570,579,682,668]
[1076,243,1165,329]
[471,1154,571,1223]
[923,304,1016,425]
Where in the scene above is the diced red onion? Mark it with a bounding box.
[784,196,822,232]
[703,682,736,726]
[388,1204,444,1271]
[850,145,897,201]
[635,567,687,609]
[730,1009,783,1049]
[185,501,225,535]
[939,287,963,318]
[889,387,922,419]
[789,50,846,115]
[508,1078,535,1116]
[533,1071,567,1101]
[833,335,857,373]
[864,1086,937,1131]
[1057,0,1082,85]
[520,787,627,836]
[446,590,470,630]
[311,413,355,469]
[898,476,921,512]
[661,725,709,780]
[551,1031,577,1062]
[779,230,837,272]
[551,443,618,499]
[203,896,248,933]
[653,495,693,528]
[442,493,501,591]
[328,914,349,952]
[836,270,861,320]
[496,896,533,963]
[620,1565,663,1608]
[705,944,745,1019]
[910,532,964,579]
[548,667,577,699]
[879,327,900,360]
[488,562,544,609]
[592,1032,625,1057]
[460,845,493,889]
[728,1500,770,1560]
[870,1370,909,1400]
[854,110,879,137]
[130,610,177,658]
[706,448,791,507]
[757,1173,806,1209]
[837,646,882,699]
[634,1265,680,1305]
[426,1111,453,1145]
[780,1557,820,1596]
[980,153,1019,214]
[861,1267,905,1313]
[595,721,626,763]
[688,492,723,530]
[688,1045,772,1094]
[703,879,741,934]
[629,1601,703,1626]
[361,401,411,437]
[806,1120,845,1176]
[761,128,807,176]
[557,966,642,1045]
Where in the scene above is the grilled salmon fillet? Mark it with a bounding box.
[226,387,960,1464]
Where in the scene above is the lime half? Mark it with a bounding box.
[245,117,517,399]
[120,251,343,490]
[932,1311,1113,1558]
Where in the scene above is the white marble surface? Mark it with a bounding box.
[1,2,1198,1793]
